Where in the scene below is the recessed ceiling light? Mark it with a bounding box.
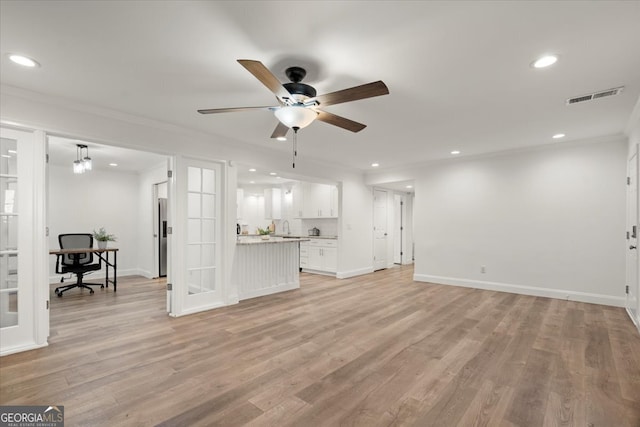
[532,55,558,68]
[109,163,118,167]
[1,155,11,159]
[269,172,277,176]
[552,133,565,139]
[8,54,39,68]
[371,163,379,167]
[276,137,287,141]
[249,180,255,184]
[249,168,256,172]
[451,150,461,155]
[276,176,281,179]
[7,150,17,154]
[406,185,413,189]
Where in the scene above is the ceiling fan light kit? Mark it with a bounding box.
[274,106,318,129]
[198,59,389,167]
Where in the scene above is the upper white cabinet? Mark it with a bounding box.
[295,182,338,218]
[264,188,282,219]
[330,185,339,217]
[236,188,244,220]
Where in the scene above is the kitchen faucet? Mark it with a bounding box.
[282,220,291,235]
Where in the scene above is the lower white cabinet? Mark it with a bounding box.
[300,239,337,274]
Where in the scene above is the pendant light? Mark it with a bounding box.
[73,144,92,174]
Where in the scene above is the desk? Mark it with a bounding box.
[49,248,119,292]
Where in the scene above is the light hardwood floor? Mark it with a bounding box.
[1,266,639,426]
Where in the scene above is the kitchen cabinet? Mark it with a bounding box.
[292,183,304,218]
[236,188,244,220]
[295,182,338,218]
[300,239,337,273]
[330,185,339,217]
[264,188,281,219]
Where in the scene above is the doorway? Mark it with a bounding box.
[46,135,170,327]
[154,182,168,278]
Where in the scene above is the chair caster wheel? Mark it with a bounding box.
[57,292,63,297]
[90,290,94,294]
[101,285,105,289]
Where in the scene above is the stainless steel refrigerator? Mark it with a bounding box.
[158,198,167,277]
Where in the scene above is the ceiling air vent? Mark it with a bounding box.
[566,86,624,105]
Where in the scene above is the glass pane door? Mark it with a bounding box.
[0,127,45,355]
[187,166,218,294]
[0,137,19,329]
[170,156,223,316]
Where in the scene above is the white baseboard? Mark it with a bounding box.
[302,269,336,277]
[627,308,640,335]
[49,268,144,284]
[336,267,374,279]
[413,274,626,307]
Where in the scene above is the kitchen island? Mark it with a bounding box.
[232,237,309,300]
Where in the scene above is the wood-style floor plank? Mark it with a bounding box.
[0,266,639,426]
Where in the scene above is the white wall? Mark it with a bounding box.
[48,164,140,279]
[413,138,627,306]
[337,175,374,278]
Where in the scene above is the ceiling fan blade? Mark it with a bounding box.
[309,80,389,107]
[270,122,289,139]
[197,106,276,114]
[316,110,367,133]
[237,59,292,101]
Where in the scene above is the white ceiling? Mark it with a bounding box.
[1,1,639,174]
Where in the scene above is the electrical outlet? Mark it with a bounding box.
[480,265,486,274]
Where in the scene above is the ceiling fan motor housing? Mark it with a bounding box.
[283,82,316,100]
[283,66,316,101]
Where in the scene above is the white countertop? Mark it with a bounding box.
[236,237,310,245]
[273,235,338,240]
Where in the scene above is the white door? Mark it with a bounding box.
[393,194,403,264]
[373,189,388,271]
[627,150,639,321]
[169,156,224,316]
[0,128,48,356]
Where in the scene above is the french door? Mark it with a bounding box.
[169,156,224,316]
[0,128,48,355]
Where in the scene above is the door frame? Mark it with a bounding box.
[627,144,640,331]
[153,180,168,279]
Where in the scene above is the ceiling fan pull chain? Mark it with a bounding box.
[292,127,299,168]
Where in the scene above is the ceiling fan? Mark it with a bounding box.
[197,59,390,140]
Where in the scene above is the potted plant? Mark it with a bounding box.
[93,227,117,249]
[257,227,271,240]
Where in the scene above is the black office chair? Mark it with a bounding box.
[54,233,103,297]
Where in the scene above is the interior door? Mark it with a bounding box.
[0,128,47,355]
[169,156,223,316]
[627,150,639,321]
[373,189,388,271]
[393,194,403,264]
